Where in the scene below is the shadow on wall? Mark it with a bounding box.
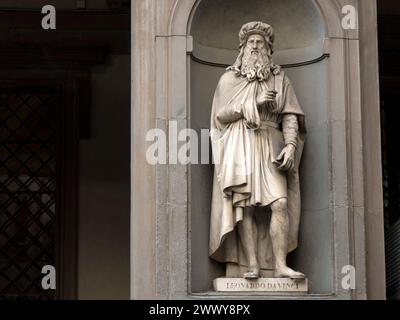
[78,55,131,299]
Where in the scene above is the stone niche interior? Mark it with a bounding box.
[189,0,332,294]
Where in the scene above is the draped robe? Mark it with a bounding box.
[209,69,306,272]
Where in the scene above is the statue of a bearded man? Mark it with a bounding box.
[209,21,306,280]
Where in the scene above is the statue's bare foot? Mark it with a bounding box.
[274,266,305,279]
[243,266,260,279]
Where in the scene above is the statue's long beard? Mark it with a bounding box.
[241,47,271,82]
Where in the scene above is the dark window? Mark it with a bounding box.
[0,88,59,300]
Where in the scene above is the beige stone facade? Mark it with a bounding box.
[131,0,386,299]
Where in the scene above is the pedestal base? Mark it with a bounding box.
[213,278,308,293]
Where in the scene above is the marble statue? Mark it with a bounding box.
[209,21,306,280]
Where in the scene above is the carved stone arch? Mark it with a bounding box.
[168,0,198,35]
[168,0,350,38]
[311,0,345,38]
[312,0,358,39]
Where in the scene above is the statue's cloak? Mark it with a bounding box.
[209,69,306,271]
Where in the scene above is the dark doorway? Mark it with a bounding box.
[0,2,131,300]
[378,0,400,300]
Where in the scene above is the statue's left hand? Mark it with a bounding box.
[257,90,278,107]
[276,144,296,171]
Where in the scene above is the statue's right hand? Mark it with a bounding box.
[217,109,243,124]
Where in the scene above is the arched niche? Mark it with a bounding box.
[190,0,326,66]
[170,0,347,38]
[189,0,333,294]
